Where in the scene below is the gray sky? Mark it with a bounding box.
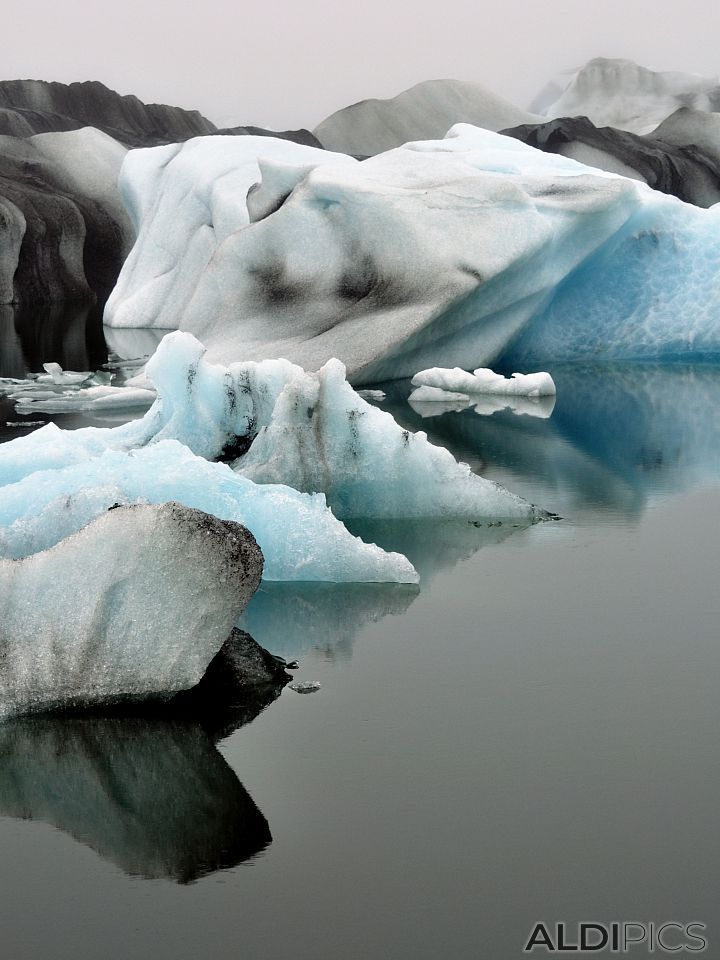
[4,0,720,129]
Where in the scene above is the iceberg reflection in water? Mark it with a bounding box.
[0,716,272,884]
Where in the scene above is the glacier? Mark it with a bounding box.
[104,125,720,380]
[0,502,263,718]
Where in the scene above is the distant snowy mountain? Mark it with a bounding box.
[534,57,720,134]
[314,78,539,155]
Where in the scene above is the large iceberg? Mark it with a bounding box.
[104,126,720,380]
[0,502,263,718]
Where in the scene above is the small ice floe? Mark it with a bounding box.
[0,362,154,415]
[289,681,322,695]
[5,421,47,428]
[356,389,386,401]
[411,366,556,398]
[14,385,157,414]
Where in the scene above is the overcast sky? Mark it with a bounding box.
[4,0,720,129]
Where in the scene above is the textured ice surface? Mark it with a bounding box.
[0,440,417,583]
[411,367,556,397]
[0,332,539,528]
[104,125,720,379]
[105,136,354,330]
[313,78,539,156]
[0,502,263,718]
[233,356,539,520]
[536,58,720,134]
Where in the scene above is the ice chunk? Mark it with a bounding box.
[411,366,556,397]
[0,440,418,583]
[0,502,264,718]
[236,357,540,520]
[14,384,156,414]
[289,681,321,694]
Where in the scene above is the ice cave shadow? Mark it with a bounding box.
[0,630,288,884]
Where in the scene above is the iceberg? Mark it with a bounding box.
[104,125,720,380]
[0,332,541,528]
[104,135,355,331]
[0,502,264,718]
[236,355,538,520]
[0,441,418,583]
[410,366,556,397]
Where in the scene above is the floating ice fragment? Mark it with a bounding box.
[411,366,556,397]
[0,502,264,718]
[289,681,321,694]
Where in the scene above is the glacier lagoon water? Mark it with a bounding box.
[0,355,719,959]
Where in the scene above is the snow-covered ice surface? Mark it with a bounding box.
[0,502,263,718]
[105,126,720,381]
[535,58,720,134]
[104,136,354,331]
[410,367,556,397]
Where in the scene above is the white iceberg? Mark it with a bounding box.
[410,366,556,397]
[104,125,720,379]
[105,135,355,330]
[236,356,538,519]
[0,502,263,718]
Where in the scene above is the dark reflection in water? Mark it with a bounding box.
[0,716,271,884]
[0,301,108,377]
[376,364,720,517]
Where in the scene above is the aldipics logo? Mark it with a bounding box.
[523,922,708,954]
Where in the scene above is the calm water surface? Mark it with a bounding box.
[1,323,719,959]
